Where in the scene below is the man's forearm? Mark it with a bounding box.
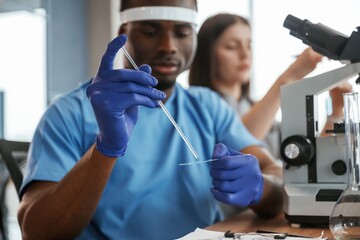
[18,145,117,240]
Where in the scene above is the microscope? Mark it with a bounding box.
[280,15,360,226]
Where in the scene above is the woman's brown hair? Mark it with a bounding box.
[189,13,251,101]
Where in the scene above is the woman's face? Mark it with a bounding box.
[213,22,251,86]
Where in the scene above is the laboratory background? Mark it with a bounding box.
[0,0,359,239]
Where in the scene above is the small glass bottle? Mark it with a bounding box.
[329,92,360,239]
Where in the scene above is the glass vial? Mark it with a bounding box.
[329,92,360,239]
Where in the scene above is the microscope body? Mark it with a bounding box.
[281,14,360,226]
[281,62,360,226]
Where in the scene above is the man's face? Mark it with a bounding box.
[120,0,197,91]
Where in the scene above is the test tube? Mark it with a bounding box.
[121,47,199,159]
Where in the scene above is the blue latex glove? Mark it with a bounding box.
[210,143,264,207]
[86,34,166,157]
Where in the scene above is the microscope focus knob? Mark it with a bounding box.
[331,160,347,176]
[280,135,315,166]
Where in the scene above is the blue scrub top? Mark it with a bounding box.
[21,81,261,239]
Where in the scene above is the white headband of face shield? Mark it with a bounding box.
[120,6,198,25]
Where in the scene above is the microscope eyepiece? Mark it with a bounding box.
[283,14,349,60]
[283,15,303,37]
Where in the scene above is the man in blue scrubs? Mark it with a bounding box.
[18,0,283,239]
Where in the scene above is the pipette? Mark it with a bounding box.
[121,47,199,159]
[179,159,219,166]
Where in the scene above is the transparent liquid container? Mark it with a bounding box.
[329,92,360,239]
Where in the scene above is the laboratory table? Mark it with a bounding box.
[206,209,334,239]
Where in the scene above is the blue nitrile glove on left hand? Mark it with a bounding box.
[210,143,264,207]
[86,35,166,158]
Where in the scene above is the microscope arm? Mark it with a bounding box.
[281,62,360,139]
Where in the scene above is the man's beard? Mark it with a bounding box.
[155,78,176,91]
